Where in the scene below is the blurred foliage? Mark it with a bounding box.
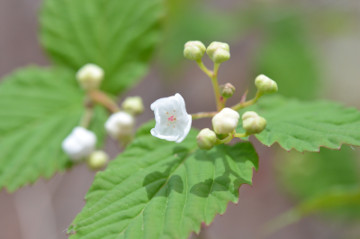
[276,146,360,219]
[0,67,108,192]
[250,9,320,100]
[158,0,238,72]
[40,0,164,95]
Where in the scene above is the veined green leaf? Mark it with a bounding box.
[69,123,258,239]
[39,0,164,94]
[240,96,360,152]
[0,67,107,192]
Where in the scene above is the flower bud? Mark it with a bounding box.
[87,150,109,170]
[197,128,217,150]
[122,96,144,115]
[220,83,236,98]
[255,74,278,94]
[62,127,97,161]
[212,108,240,134]
[206,41,230,63]
[105,111,135,140]
[76,64,104,90]
[242,111,267,134]
[184,41,206,61]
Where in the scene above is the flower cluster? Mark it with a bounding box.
[61,39,279,171]
[61,64,145,170]
[149,40,278,150]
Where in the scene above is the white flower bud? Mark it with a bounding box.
[76,64,104,90]
[212,108,240,134]
[105,111,135,140]
[242,111,267,134]
[62,127,97,161]
[121,96,144,115]
[197,128,217,150]
[206,41,230,63]
[255,74,278,94]
[184,41,206,61]
[87,150,109,170]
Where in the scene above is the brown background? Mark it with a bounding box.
[1,0,360,239]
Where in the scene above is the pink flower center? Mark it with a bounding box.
[168,115,176,122]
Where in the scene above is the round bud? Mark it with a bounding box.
[220,83,236,98]
[62,127,97,161]
[76,64,104,90]
[87,150,109,170]
[122,96,144,115]
[197,128,217,150]
[242,111,267,135]
[212,108,240,135]
[184,41,206,61]
[105,111,135,140]
[206,41,230,63]
[255,74,278,94]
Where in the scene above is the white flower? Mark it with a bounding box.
[150,93,192,143]
[62,127,97,161]
[105,111,135,139]
[212,107,240,134]
[76,64,104,90]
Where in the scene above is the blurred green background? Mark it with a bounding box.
[0,0,360,238]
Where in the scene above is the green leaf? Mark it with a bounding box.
[0,67,107,192]
[240,96,360,152]
[39,0,164,94]
[69,124,258,239]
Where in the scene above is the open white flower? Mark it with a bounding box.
[62,127,97,161]
[150,93,192,143]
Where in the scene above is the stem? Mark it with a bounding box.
[232,91,263,111]
[192,111,217,120]
[234,132,249,138]
[196,60,213,78]
[196,61,223,111]
[216,134,233,145]
[212,63,223,111]
[80,107,94,128]
[79,97,94,128]
[89,90,120,113]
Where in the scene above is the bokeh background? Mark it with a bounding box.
[1,0,360,238]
